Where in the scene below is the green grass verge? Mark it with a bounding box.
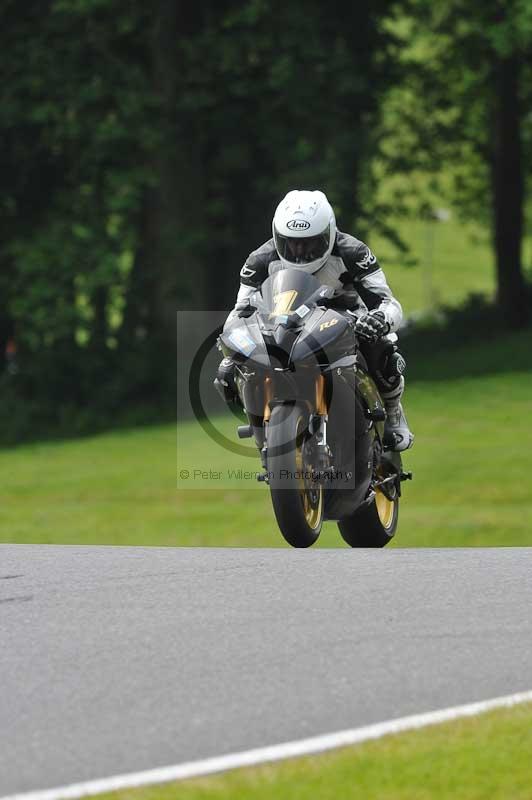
[94,703,532,800]
[1,331,531,548]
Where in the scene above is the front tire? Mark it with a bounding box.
[268,404,323,548]
[338,487,398,548]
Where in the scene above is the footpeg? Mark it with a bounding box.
[237,425,253,439]
[368,406,386,422]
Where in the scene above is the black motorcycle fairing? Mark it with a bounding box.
[355,369,386,440]
[221,272,346,369]
[290,309,354,366]
[219,317,271,366]
[321,368,374,520]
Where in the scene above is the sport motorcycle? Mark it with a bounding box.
[217,268,412,548]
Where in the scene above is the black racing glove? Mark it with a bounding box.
[354,310,391,343]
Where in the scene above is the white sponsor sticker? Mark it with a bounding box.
[228,329,256,357]
[295,304,311,318]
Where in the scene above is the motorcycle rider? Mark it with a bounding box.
[217,189,414,451]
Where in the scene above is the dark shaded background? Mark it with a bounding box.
[1,0,531,442]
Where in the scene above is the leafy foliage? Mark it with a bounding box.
[0,0,406,440]
[0,0,158,429]
[0,0,530,441]
[377,2,532,235]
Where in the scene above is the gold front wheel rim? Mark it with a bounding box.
[302,485,323,530]
[375,489,395,529]
[295,417,323,531]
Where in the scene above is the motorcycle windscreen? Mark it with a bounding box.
[260,269,321,318]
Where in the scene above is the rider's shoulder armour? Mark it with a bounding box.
[239,238,278,288]
[333,230,381,284]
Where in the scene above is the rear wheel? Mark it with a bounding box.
[338,481,398,548]
[268,404,323,548]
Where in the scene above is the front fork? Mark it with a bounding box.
[307,375,332,474]
[258,373,331,480]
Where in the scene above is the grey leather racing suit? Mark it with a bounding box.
[219,230,414,451]
[225,230,402,332]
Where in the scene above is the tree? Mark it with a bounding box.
[378,0,532,327]
[177,0,404,309]
[0,0,407,438]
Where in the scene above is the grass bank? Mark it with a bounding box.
[371,216,495,317]
[1,331,531,548]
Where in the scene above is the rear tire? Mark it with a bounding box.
[338,488,398,548]
[268,404,323,548]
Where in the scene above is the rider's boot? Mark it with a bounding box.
[381,377,414,452]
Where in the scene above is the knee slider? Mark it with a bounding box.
[386,350,406,379]
[375,346,406,393]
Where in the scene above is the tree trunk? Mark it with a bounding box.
[118,2,209,395]
[90,285,108,354]
[147,1,206,344]
[491,53,528,328]
[0,307,14,373]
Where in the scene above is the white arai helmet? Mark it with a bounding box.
[272,190,337,274]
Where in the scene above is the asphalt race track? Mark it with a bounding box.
[1,545,531,795]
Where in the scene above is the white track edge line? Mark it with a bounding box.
[3,689,532,800]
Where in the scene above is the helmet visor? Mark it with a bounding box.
[275,226,331,265]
